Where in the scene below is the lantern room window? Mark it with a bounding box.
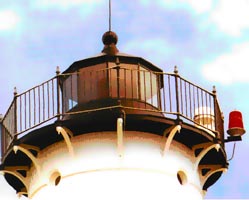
[61,59,162,113]
[78,63,109,104]
[62,72,78,112]
[108,62,160,109]
[108,62,139,99]
[139,67,159,108]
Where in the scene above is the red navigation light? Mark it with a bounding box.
[227,110,246,137]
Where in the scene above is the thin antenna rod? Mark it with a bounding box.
[109,0,112,31]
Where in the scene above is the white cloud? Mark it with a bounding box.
[202,42,249,84]
[178,0,249,36]
[185,0,213,13]
[0,10,19,31]
[176,0,249,36]
[154,0,213,14]
[210,0,249,36]
[37,0,102,9]
[143,0,249,36]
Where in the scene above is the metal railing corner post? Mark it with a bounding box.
[212,86,218,132]
[13,87,18,140]
[212,86,224,145]
[0,114,3,159]
[174,66,180,121]
[56,66,61,121]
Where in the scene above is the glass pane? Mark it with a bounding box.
[151,73,159,107]
[78,63,108,104]
[139,66,159,108]
[63,73,78,112]
[109,68,117,98]
[108,62,139,99]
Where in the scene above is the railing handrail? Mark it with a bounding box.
[15,76,58,98]
[159,71,215,96]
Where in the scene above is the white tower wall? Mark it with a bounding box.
[26,131,204,200]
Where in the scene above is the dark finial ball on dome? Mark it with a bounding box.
[102,31,118,45]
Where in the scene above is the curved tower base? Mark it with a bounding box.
[27,130,204,200]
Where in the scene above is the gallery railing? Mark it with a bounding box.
[0,67,224,159]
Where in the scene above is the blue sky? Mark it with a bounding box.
[0,0,249,199]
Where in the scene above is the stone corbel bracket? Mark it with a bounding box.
[117,118,124,157]
[13,144,40,174]
[162,125,181,156]
[199,164,227,191]
[193,143,220,170]
[56,126,74,157]
[0,166,29,196]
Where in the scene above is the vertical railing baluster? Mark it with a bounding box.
[47,82,50,118]
[20,94,22,133]
[13,87,18,140]
[197,88,200,116]
[143,70,146,108]
[212,86,218,136]
[201,90,204,115]
[168,75,171,112]
[24,91,27,130]
[38,86,41,123]
[205,92,208,120]
[42,83,45,121]
[189,83,192,119]
[52,79,55,117]
[0,114,3,159]
[209,94,213,129]
[157,73,161,110]
[56,67,61,120]
[138,64,141,104]
[193,86,196,119]
[34,89,36,126]
[180,78,183,114]
[29,91,31,129]
[184,81,187,117]
[174,66,180,120]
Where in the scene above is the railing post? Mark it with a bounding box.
[0,114,3,160]
[157,72,162,110]
[212,86,217,129]
[56,66,61,120]
[212,86,224,145]
[13,87,18,140]
[174,66,180,121]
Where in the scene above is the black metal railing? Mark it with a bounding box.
[0,76,60,159]
[0,66,224,159]
[16,77,59,134]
